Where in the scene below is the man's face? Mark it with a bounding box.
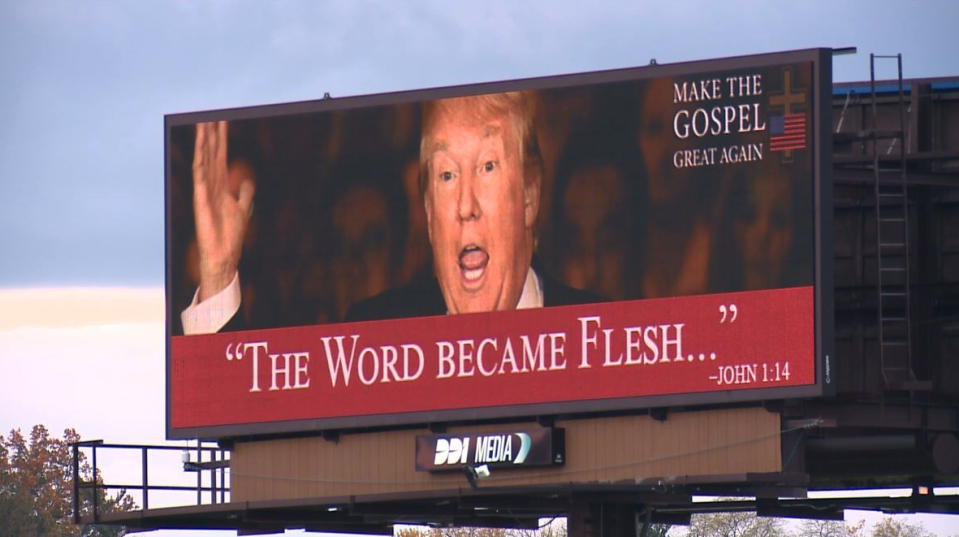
[423,101,538,314]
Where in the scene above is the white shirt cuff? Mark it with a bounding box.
[180,273,241,335]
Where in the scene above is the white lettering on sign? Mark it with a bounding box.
[431,433,533,466]
[434,437,470,466]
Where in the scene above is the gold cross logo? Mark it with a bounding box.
[769,69,806,113]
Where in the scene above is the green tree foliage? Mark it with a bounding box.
[0,425,135,537]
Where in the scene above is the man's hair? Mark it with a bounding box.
[418,91,543,197]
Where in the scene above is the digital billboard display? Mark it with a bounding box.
[166,48,833,439]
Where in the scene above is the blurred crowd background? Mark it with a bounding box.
[168,73,813,332]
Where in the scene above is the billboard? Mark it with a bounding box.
[166,48,833,439]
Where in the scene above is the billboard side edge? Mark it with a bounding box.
[164,114,174,440]
[817,49,836,397]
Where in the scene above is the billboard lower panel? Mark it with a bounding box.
[229,407,782,501]
[171,286,812,433]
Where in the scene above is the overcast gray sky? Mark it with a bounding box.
[0,0,956,288]
[1,2,957,536]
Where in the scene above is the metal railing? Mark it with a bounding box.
[71,439,230,524]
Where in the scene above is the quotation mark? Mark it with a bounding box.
[225,342,245,361]
[719,304,738,323]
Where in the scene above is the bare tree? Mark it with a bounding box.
[796,519,865,537]
[685,511,786,537]
[507,517,568,537]
[395,519,567,537]
[869,517,933,537]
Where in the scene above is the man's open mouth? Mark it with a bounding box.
[458,245,489,284]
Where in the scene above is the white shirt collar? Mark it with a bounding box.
[516,267,544,310]
[441,267,543,315]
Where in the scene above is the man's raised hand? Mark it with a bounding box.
[192,121,255,302]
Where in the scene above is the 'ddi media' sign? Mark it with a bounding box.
[415,428,565,472]
[166,48,833,439]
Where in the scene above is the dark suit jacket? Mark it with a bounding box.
[344,270,603,323]
[207,268,603,333]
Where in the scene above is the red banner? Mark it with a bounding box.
[171,286,813,430]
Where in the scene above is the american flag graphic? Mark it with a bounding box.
[769,112,806,152]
